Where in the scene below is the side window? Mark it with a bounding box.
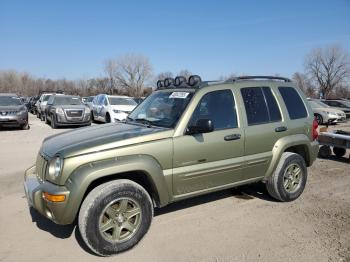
[241,86,281,125]
[189,89,238,130]
[47,96,54,105]
[278,86,307,120]
[104,97,108,106]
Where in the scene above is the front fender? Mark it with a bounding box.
[60,154,170,224]
[263,134,318,180]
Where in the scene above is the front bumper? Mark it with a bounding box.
[111,112,129,122]
[23,165,71,224]
[56,113,91,126]
[0,113,27,127]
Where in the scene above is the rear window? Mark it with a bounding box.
[278,86,307,119]
[241,87,281,125]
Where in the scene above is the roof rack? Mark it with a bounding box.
[228,76,292,83]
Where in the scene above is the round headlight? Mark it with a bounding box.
[164,78,174,87]
[174,76,186,86]
[188,75,202,86]
[49,157,62,178]
[157,80,164,89]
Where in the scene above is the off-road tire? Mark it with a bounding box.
[333,147,346,158]
[266,152,307,202]
[78,180,153,256]
[318,145,331,158]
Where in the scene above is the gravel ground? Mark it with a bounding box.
[0,114,349,262]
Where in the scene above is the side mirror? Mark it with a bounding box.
[187,119,214,135]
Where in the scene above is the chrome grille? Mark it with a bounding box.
[65,109,83,117]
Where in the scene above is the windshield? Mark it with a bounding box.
[108,97,137,106]
[128,90,194,128]
[53,96,82,105]
[340,100,350,107]
[42,94,51,102]
[84,96,94,102]
[0,96,22,106]
[309,100,329,108]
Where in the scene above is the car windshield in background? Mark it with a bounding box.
[340,100,350,107]
[108,97,138,106]
[42,95,51,102]
[85,97,94,102]
[0,96,22,106]
[309,100,329,108]
[128,91,194,128]
[54,96,82,105]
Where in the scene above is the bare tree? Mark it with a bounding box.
[104,59,118,94]
[106,54,153,97]
[177,69,192,79]
[304,45,350,99]
[292,72,316,98]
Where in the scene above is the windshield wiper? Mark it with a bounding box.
[133,118,154,127]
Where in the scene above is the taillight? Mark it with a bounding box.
[312,118,318,141]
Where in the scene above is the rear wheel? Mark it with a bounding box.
[318,145,331,158]
[78,180,153,256]
[105,113,111,123]
[333,147,346,158]
[266,152,307,202]
[315,114,323,125]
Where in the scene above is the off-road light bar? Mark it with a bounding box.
[156,75,203,90]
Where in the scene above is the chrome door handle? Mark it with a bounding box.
[224,134,241,141]
[275,126,288,132]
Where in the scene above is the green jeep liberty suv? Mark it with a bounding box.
[24,75,319,256]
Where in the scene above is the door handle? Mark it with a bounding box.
[224,134,241,141]
[275,126,288,132]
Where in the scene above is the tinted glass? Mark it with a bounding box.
[108,97,138,106]
[189,89,238,130]
[262,87,281,122]
[53,96,82,105]
[128,91,194,128]
[0,96,22,106]
[241,87,269,125]
[279,86,307,119]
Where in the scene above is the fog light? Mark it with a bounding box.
[43,192,66,202]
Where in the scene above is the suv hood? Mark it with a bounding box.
[111,105,136,113]
[0,105,23,111]
[41,122,170,158]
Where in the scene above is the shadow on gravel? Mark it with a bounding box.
[318,155,350,163]
[30,208,98,256]
[154,182,276,217]
[30,208,74,238]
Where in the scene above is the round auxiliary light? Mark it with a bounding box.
[164,78,174,87]
[174,76,187,86]
[188,75,202,86]
[157,80,164,89]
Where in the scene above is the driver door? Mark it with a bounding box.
[172,89,245,197]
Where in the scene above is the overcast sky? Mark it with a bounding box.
[0,0,349,80]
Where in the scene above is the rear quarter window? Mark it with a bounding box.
[278,86,307,120]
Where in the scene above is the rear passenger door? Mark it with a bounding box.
[240,86,288,179]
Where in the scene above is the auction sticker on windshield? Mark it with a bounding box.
[169,92,189,99]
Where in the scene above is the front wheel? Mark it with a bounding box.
[266,152,307,202]
[78,180,153,256]
[50,114,57,129]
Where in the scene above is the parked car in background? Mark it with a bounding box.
[92,94,137,123]
[82,96,95,110]
[322,99,350,119]
[27,95,40,114]
[36,93,54,121]
[45,94,91,129]
[0,93,29,130]
[307,99,346,124]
